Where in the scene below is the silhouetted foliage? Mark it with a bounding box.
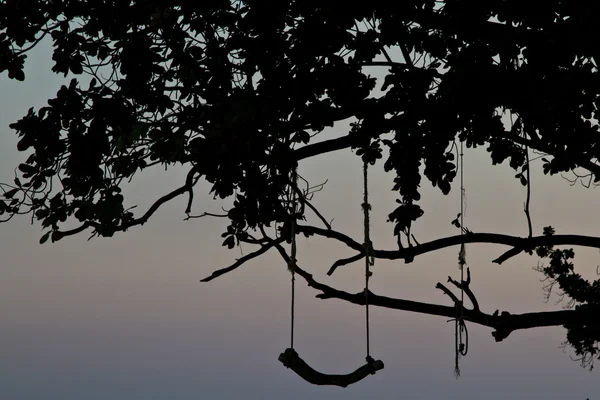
[1,0,599,373]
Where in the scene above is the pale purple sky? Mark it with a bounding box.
[0,41,598,399]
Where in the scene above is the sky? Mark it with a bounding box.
[0,40,598,400]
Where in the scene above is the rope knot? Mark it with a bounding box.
[287,259,297,273]
[458,243,466,269]
[363,240,375,266]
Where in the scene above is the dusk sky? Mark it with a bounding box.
[0,39,598,399]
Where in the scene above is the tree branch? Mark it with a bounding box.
[294,134,356,161]
[290,183,331,230]
[508,133,600,181]
[435,282,461,306]
[327,253,364,275]
[53,165,202,241]
[297,224,600,266]
[270,240,593,342]
[200,236,285,282]
[447,268,480,312]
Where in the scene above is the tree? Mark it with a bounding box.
[0,0,599,383]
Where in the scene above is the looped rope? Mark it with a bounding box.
[453,302,469,377]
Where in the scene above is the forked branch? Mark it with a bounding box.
[297,224,600,269]
[268,240,594,343]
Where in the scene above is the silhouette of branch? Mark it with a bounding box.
[53,165,202,241]
[327,253,364,275]
[184,212,228,221]
[269,240,593,342]
[297,224,600,266]
[493,247,525,264]
[435,282,461,306]
[294,133,356,161]
[400,45,413,67]
[52,222,95,241]
[447,268,480,312]
[360,61,408,68]
[290,182,331,230]
[200,236,285,282]
[508,133,600,181]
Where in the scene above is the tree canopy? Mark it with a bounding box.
[1,0,599,378]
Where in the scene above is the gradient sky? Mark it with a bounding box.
[0,40,598,400]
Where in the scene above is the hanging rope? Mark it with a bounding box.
[288,167,298,350]
[362,160,375,360]
[454,141,469,377]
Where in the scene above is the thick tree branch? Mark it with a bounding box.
[297,224,600,266]
[294,134,356,161]
[270,240,593,342]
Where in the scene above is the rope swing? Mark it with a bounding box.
[279,162,384,387]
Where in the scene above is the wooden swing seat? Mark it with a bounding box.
[278,348,384,388]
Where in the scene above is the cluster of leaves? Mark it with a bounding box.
[535,227,600,369]
[2,1,600,244]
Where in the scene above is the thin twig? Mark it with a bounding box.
[184,212,228,221]
[290,183,331,230]
[435,282,461,306]
[327,253,364,275]
[200,236,285,282]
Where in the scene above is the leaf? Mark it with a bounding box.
[35,208,50,219]
[8,67,25,81]
[69,60,83,75]
[39,231,51,244]
[222,235,235,249]
[519,175,527,186]
[18,163,37,174]
[3,188,19,199]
